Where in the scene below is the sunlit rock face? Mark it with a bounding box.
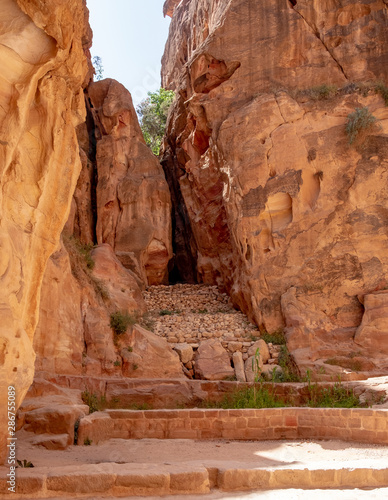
[163,0,182,17]
[71,79,173,286]
[0,0,92,461]
[162,0,388,370]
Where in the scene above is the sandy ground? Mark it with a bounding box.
[13,432,388,471]
[3,434,387,499]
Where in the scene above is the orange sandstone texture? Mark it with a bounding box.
[161,0,388,370]
[76,79,173,286]
[0,0,92,462]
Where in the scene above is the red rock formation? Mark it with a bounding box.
[0,0,91,462]
[71,79,173,286]
[162,0,388,371]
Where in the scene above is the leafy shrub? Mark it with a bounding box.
[200,385,288,409]
[110,311,136,335]
[137,88,175,155]
[84,437,92,446]
[309,84,337,100]
[346,107,377,144]
[159,309,173,316]
[159,309,181,316]
[81,390,106,413]
[261,329,286,345]
[277,345,301,382]
[306,382,360,408]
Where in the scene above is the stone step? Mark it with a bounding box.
[2,460,388,498]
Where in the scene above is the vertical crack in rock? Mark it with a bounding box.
[290,4,349,80]
[161,150,198,284]
[85,96,98,243]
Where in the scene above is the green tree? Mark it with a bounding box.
[92,56,104,81]
[137,88,175,155]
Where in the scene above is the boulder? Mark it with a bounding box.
[232,351,246,382]
[121,325,184,378]
[174,343,194,364]
[20,395,89,449]
[248,340,270,364]
[194,340,234,380]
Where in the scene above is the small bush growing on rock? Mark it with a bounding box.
[159,309,173,316]
[307,382,360,408]
[261,329,286,345]
[81,390,106,413]
[309,84,337,100]
[277,345,301,382]
[375,82,388,106]
[346,106,377,144]
[84,437,92,446]
[200,386,288,409]
[110,311,136,335]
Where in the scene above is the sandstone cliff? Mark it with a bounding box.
[161,0,388,370]
[0,0,92,461]
[34,78,175,378]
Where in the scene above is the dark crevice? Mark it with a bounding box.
[289,0,297,6]
[160,152,198,284]
[84,95,98,244]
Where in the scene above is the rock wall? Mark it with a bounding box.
[0,0,92,461]
[161,0,388,369]
[71,79,173,286]
[34,79,176,384]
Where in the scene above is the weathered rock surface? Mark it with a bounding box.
[162,0,388,371]
[232,351,246,382]
[34,242,84,376]
[122,325,184,379]
[174,343,194,364]
[0,0,91,462]
[194,340,234,380]
[248,340,270,364]
[355,291,388,355]
[72,79,173,286]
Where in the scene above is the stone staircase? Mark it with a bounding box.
[143,284,284,381]
[143,283,260,345]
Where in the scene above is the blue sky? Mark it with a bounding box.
[87,0,171,106]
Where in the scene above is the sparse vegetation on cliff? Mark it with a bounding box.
[346,106,377,144]
[137,88,174,155]
[63,234,110,301]
[110,311,136,335]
